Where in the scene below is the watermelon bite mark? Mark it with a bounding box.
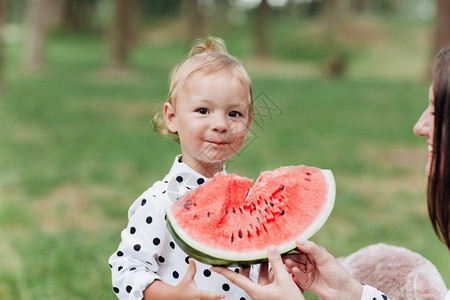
[166,165,335,266]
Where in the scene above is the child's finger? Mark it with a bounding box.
[197,289,226,300]
[183,258,197,281]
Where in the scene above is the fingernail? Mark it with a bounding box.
[268,245,277,254]
[296,238,306,246]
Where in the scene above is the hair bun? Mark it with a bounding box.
[189,36,228,57]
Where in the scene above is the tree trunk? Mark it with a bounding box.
[434,0,450,56]
[108,0,141,71]
[23,0,54,69]
[0,0,4,92]
[187,0,203,40]
[60,0,96,29]
[255,0,268,60]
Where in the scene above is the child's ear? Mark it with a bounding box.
[164,102,177,133]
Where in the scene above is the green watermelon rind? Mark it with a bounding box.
[166,169,336,266]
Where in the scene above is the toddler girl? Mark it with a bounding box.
[109,36,255,299]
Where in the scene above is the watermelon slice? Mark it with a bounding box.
[166,165,335,266]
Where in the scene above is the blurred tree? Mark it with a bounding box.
[108,0,141,70]
[353,0,399,13]
[0,0,4,91]
[215,0,231,23]
[143,0,182,17]
[5,0,27,23]
[23,0,55,69]
[187,0,203,40]
[256,0,268,59]
[322,0,348,76]
[434,0,450,55]
[60,0,97,30]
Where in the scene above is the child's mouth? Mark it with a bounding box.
[208,140,228,146]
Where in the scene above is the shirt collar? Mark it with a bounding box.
[164,155,226,204]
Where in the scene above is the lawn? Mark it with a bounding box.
[0,15,448,299]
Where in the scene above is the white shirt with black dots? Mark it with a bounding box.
[109,155,257,299]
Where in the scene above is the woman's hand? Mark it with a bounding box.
[211,246,304,300]
[283,239,363,300]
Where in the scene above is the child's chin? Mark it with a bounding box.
[204,157,228,164]
[201,151,234,162]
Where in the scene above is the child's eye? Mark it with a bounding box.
[228,111,242,118]
[196,108,209,114]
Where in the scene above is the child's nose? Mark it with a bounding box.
[212,115,229,132]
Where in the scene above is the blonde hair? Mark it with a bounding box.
[152,36,253,142]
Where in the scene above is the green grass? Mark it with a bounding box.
[0,14,448,299]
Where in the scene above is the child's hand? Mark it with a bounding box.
[178,258,225,299]
[211,246,304,300]
[143,258,225,300]
[283,239,363,300]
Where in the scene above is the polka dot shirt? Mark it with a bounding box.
[108,156,257,299]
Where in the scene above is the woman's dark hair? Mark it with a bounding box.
[429,47,450,250]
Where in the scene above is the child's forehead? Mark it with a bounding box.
[183,70,249,90]
[174,72,251,106]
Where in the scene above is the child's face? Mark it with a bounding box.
[165,72,252,177]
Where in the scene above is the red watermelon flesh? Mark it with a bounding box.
[167,165,335,266]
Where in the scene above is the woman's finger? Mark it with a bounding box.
[267,246,291,282]
[240,266,251,278]
[295,239,331,265]
[258,262,270,285]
